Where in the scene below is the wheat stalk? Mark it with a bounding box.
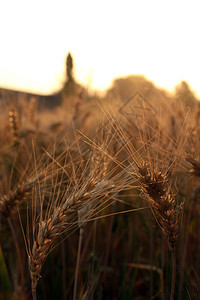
[28,138,129,299]
[138,162,183,252]
[29,178,118,294]
[136,162,183,300]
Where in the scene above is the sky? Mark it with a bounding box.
[0,0,200,96]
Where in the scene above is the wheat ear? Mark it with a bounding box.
[8,109,19,147]
[137,163,183,300]
[138,163,183,252]
[0,174,44,231]
[185,155,200,177]
[29,178,116,295]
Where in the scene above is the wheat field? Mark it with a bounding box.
[0,59,200,299]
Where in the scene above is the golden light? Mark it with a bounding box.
[0,0,199,96]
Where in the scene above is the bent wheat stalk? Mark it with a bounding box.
[28,176,125,299]
[27,127,130,299]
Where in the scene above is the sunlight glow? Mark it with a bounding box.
[0,0,199,96]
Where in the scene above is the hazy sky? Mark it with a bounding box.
[0,0,200,96]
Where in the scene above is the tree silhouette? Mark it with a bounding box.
[63,53,75,97]
[66,53,73,81]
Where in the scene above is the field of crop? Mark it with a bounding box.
[0,66,200,300]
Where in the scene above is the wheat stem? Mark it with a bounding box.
[73,227,84,300]
[170,251,176,300]
[32,289,37,300]
[7,218,25,289]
